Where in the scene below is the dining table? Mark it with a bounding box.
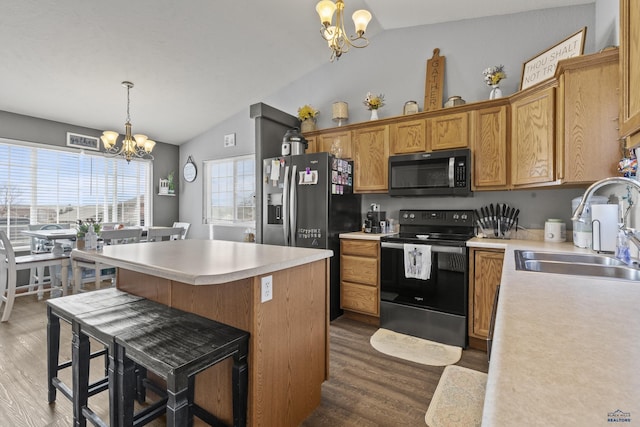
[21,229,77,256]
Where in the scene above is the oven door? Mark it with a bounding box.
[380,241,468,316]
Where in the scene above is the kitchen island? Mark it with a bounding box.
[468,238,640,425]
[72,239,333,427]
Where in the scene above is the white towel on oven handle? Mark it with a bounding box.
[403,244,432,280]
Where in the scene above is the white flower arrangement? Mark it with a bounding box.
[483,65,507,86]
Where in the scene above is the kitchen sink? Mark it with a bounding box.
[514,250,640,281]
[516,250,627,266]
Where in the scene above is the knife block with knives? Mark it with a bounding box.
[475,203,519,239]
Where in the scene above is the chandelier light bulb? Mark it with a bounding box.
[316,0,337,27]
[352,9,372,36]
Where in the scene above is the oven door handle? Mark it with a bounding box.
[380,241,465,254]
[448,156,455,187]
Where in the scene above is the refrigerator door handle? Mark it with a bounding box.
[290,165,297,246]
[283,165,290,245]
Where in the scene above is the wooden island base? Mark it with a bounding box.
[116,258,329,427]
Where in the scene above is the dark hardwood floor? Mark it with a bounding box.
[0,295,488,426]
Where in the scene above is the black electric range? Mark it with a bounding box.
[379,209,475,348]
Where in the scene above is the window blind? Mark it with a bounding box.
[0,140,151,247]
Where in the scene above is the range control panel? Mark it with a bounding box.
[399,209,474,227]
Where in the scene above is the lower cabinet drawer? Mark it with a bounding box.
[341,255,378,285]
[341,281,379,316]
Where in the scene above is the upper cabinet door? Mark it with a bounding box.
[428,112,469,151]
[390,119,426,154]
[318,130,352,159]
[620,0,640,146]
[557,51,620,184]
[471,105,509,190]
[511,87,556,187]
[352,124,390,193]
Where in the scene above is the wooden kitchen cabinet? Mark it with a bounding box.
[620,0,640,149]
[471,104,509,190]
[340,239,380,321]
[352,124,390,193]
[556,49,620,184]
[317,130,352,159]
[468,248,504,350]
[428,111,469,151]
[510,86,557,187]
[305,135,317,153]
[390,118,426,154]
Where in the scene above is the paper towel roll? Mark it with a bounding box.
[591,204,618,253]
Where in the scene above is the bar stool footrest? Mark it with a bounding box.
[192,404,228,427]
[82,406,109,427]
[133,397,169,427]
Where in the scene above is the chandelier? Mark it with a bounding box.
[100,81,155,163]
[316,0,372,61]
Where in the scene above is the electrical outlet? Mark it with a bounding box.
[224,133,236,147]
[261,275,273,302]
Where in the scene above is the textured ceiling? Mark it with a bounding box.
[0,0,593,145]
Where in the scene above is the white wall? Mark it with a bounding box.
[595,0,620,50]
[180,5,608,241]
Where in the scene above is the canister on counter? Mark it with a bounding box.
[544,219,566,242]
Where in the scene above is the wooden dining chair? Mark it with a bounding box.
[0,231,69,322]
[146,227,184,242]
[72,228,143,293]
[27,223,71,294]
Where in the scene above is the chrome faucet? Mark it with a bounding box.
[571,176,640,252]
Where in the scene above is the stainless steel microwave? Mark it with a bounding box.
[388,149,471,197]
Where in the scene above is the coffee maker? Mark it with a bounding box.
[365,203,386,233]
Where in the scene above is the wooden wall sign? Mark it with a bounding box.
[424,48,445,111]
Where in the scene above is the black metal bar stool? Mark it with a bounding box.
[114,312,249,427]
[46,289,144,411]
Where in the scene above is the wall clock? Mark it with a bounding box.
[183,155,197,183]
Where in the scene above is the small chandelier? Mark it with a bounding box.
[316,0,372,62]
[101,81,155,163]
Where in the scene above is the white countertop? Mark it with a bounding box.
[474,238,640,426]
[72,239,332,285]
[339,231,396,240]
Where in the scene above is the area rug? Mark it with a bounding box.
[425,365,488,427]
[369,328,462,366]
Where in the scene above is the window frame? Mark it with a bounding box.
[203,154,256,227]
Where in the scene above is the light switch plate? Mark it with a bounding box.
[224,133,236,147]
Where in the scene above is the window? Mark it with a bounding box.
[0,138,152,248]
[203,155,255,225]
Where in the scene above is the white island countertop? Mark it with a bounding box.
[72,239,332,285]
[471,238,640,425]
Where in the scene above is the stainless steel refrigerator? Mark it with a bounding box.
[262,152,361,320]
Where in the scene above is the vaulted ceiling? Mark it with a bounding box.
[0,0,593,145]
